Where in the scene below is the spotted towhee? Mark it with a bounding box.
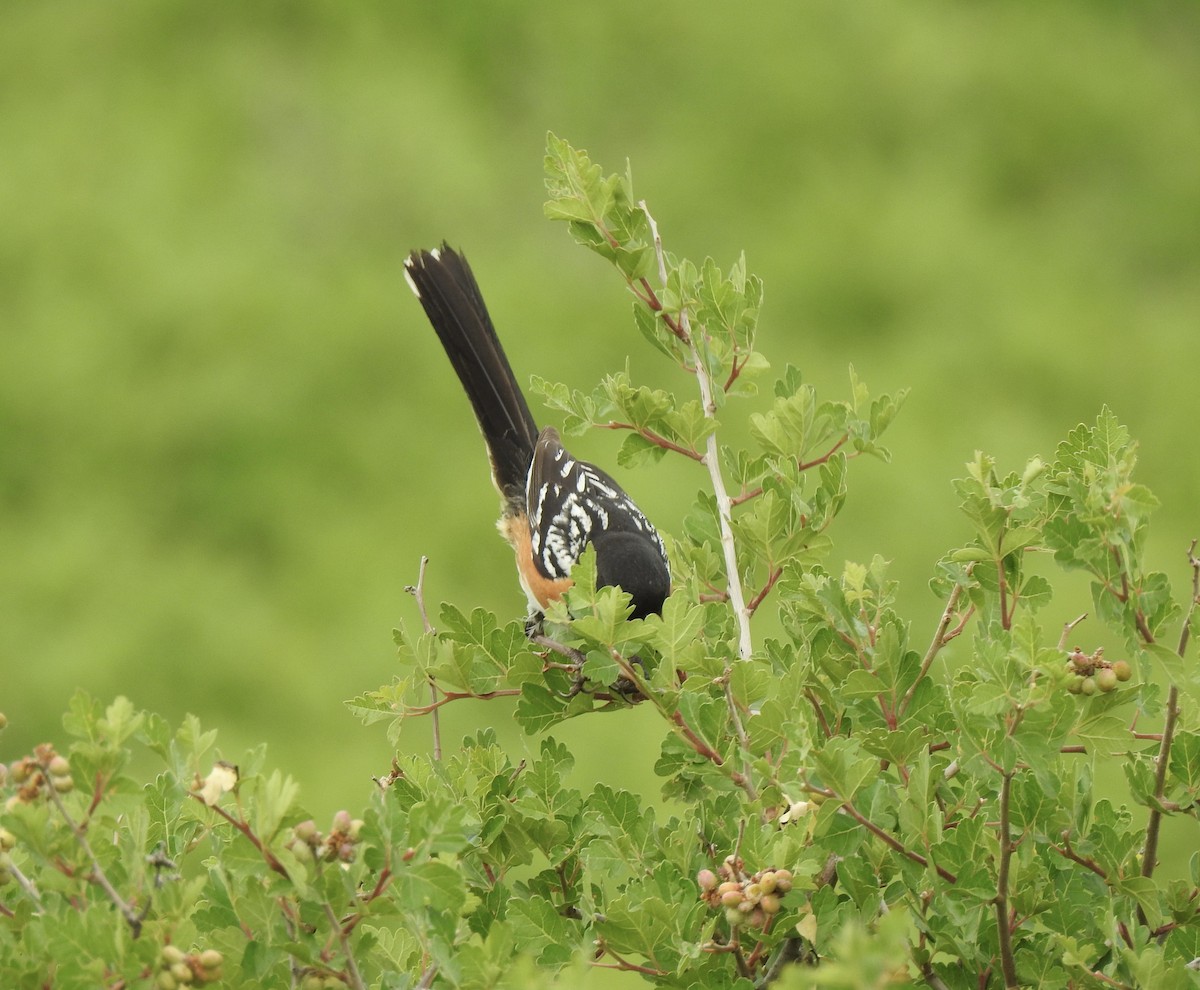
[403,244,671,620]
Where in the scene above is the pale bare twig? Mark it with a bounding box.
[405,556,441,761]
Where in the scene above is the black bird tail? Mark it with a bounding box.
[404,244,539,505]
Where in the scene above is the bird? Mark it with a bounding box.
[403,243,671,622]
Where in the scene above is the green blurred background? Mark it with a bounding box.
[3,0,1199,905]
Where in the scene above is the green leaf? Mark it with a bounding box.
[508,899,576,965]
[396,859,468,916]
[516,683,570,734]
[1168,729,1200,791]
[644,592,706,665]
[811,737,876,801]
[255,769,300,840]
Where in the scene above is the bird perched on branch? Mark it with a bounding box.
[403,244,671,621]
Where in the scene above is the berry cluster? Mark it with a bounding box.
[0,826,17,887]
[155,945,223,988]
[1064,646,1132,696]
[698,855,793,929]
[284,810,365,865]
[3,743,74,810]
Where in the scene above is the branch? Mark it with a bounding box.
[899,575,973,719]
[746,566,784,617]
[642,201,753,662]
[44,769,146,937]
[1057,612,1089,651]
[321,896,366,990]
[405,556,441,760]
[6,859,44,913]
[593,937,668,977]
[807,785,957,885]
[805,689,834,739]
[724,353,748,393]
[993,771,1019,990]
[1139,539,1198,906]
[921,964,953,990]
[1051,832,1108,880]
[401,688,523,717]
[599,421,703,461]
[192,796,290,880]
[719,675,759,802]
[529,632,588,666]
[730,434,851,507]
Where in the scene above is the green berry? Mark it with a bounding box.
[47,755,70,777]
[0,828,16,851]
[293,819,320,845]
[170,960,194,983]
[760,893,782,914]
[1066,676,1083,695]
[156,971,177,990]
[1096,668,1119,692]
[0,869,12,887]
[1080,677,1097,696]
[198,949,223,971]
[1112,660,1133,682]
[161,945,186,967]
[720,888,743,908]
[0,712,7,730]
[696,868,718,891]
[724,906,746,926]
[52,774,74,793]
[774,869,794,893]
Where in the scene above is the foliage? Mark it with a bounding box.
[4,137,1200,988]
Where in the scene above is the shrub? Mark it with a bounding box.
[3,136,1198,989]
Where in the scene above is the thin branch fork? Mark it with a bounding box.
[899,576,974,719]
[45,773,148,937]
[320,896,367,990]
[1051,832,1108,880]
[746,566,784,616]
[729,434,852,508]
[192,796,290,880]
[598,420,703,461]
[402,688,522,717]
[806,784,957,885]
[593,936,668,977]
[405,555,441,760]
